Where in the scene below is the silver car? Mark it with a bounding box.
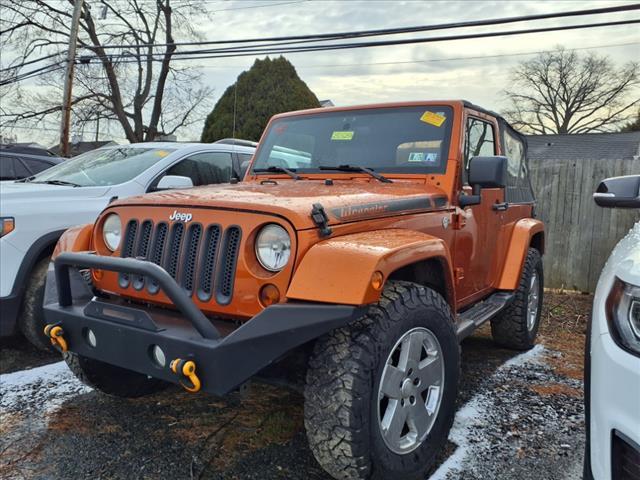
[0,140,256,349]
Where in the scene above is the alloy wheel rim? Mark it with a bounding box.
[377,327,445,455]
[527,271,540,331]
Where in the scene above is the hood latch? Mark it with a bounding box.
[311,203,332,237]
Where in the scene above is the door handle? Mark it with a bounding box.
[492,202,509,211]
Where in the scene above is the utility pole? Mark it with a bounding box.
[59,0,84,157]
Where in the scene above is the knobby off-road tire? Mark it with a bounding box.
[304,281,460,480]
[491,248,544,350]
[64,352,169,398]
[19,257,53,351]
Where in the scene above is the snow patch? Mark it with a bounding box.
[428,344,546,479]
[0,361,92,414]
[429,396,486,480]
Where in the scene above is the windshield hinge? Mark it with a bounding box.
[311,203,332,237]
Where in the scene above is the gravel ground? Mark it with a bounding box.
[0,292,591,480]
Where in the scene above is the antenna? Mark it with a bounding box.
[231,81,238,178]
[232,83,237,140]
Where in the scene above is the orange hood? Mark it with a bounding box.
[112,179,449,230]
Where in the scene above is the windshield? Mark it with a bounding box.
[29,147,176,187]
[252,106,453,175]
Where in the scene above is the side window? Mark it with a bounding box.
[463,117,495,184]
[165,152,233,186]
[14,158,31,178]
[238,153,254,178]
[503,129,534,203]
[0,157,16,180]
[21,158,50,175]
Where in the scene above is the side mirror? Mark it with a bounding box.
[156,175,194,190]
[593,175,640,209]
[459,156,508,207]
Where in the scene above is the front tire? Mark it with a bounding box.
[491,248,544,350]
[64,352,169,398]
[304,281,460,480]
[19,257,52,351]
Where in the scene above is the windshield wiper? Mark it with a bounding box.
[253,166,301,180]
[318,164,392,183]
[31,179,82,187]
[15,176,36,183]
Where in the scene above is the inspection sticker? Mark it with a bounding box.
[331,131,354,140]
[420,111,446,127]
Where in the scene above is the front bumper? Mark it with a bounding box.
[590,330,640,479]
[44,252,365,396]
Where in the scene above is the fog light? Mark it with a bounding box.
[85,328,97,347]
[151,345,166,367]
[259,284,280,307]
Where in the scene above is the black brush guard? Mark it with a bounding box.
[44,252,365,395]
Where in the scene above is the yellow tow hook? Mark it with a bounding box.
[43,323,68,352]
[170,359,201,393]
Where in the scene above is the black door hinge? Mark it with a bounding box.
[311,203,332,237]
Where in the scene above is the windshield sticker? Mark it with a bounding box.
[408,152,424,162]
[420,111,446,127]
[155,150,170,157]
[331,131,354,141]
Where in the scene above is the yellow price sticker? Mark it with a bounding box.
[331,131,354,141]
[420,111,446,127]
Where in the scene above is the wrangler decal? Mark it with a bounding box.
[331,197,433,221]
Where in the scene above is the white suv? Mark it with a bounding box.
[585,174,640,479]
[0,140,255,349]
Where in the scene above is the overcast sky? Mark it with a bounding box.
[7,0,640,145]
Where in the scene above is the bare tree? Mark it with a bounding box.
[0,0,212,143]
[503,47,640,134]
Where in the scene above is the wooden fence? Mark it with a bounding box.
[529,157,640,292]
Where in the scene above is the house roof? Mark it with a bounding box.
[526,132,640,161]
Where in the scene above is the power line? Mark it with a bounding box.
[288,41,640,70]
[88,3,640,50]
[0,52,63,75]
[5,3,638,75]
[3,8,639,85]
[82,18,640,64]
[0,63,64,86]
[207,0,310,13]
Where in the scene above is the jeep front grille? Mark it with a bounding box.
[117,220,241,304]
[197,225,222,302]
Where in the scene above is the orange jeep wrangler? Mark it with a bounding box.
[44,101,544,480]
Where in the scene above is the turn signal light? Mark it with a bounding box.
[0,217,15,237]
[259,284,281,307]
[371,271,384,290]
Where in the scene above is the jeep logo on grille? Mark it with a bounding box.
[169,210,193,222]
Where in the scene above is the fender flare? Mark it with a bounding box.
[287,229,455,306]
[52,223,94,259]
[10,229,67,299]
[496,218,545,290]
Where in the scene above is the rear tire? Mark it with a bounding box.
[491,248,544,350]
[304,281,460,480]
[64,352,169,398]
[19,257,53,351]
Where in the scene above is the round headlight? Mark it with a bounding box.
[255,224,291,272]
[102,213,122,252]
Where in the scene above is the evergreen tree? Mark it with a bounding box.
[620,110,640,132]
[201,57,320,142]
